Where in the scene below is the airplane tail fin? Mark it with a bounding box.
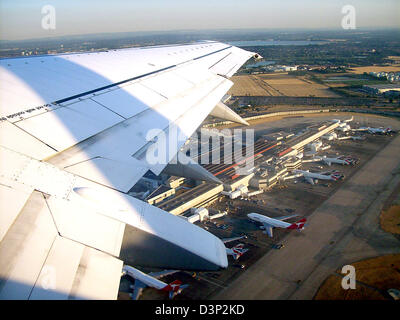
[330,172,343,180]
[162,280,188,299]
[231,244,247,260]
[287,218,307,230]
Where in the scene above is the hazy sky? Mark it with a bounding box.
[1,0,399,40]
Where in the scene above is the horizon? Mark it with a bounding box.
[1,0,399,41]
[1,26,400,44]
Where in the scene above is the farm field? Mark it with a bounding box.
[228,73,340,97]
[349,65,400,74]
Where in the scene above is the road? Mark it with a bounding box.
[237,96,396,108]
[213,132,400,300]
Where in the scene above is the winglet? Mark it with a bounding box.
[210,102,249,126]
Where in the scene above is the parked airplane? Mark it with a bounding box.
[353,126,393,134]
[349,135,366,141]
[336,123,351,132]
[222,236,249,260]
[321,132,337,141]
[225,244,249,260]
[122,265,188,300]
[294,169,344,185]
[247,213,306,238]
[332,116,353,123]
[315,155,358,166]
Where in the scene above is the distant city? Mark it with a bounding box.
[1,29,399,66]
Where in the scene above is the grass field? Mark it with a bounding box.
[227,75,275,96]
[380,182,400,234]
[381,206,400,234]
[314,254,400,300]
[228,73,340,97]
[349,65,400,74]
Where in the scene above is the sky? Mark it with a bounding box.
[1,0,399,40]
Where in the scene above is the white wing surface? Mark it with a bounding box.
[0,41,258,299]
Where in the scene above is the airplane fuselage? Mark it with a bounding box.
[294,169,337,181]
[316,156,351,166]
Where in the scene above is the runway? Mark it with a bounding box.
[213,131,400,300]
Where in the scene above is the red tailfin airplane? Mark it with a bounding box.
[247,213,306,238]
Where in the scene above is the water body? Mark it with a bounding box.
[245,60,275,68]
[228,40,327,47]
[324,76,369,82]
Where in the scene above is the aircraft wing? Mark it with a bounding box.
[0,42,258,300]
[221,235,247,244]
[320,171,331,175]
[276,214,299,221]
[262,223,274,238]
[131,280,147,301]
[148,270,179,279]
[305,177,315,185]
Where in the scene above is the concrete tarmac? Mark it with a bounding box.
[213,132,400,300]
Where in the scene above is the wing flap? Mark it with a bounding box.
[46,195,126,257]
[29,236,85,300]
[0,191,58,300]
[29,237,123,300]
[66,246,123,300]
[0,178,34,242]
